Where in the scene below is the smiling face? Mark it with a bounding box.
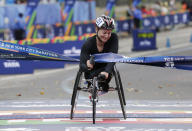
[96,28,112,43]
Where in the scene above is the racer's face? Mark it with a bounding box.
[97,28,112,43]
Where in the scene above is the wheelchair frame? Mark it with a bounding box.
[70,65,126,124]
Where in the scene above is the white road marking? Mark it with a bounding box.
[0,128,39,131]
[120,118,137,121]
[8,120,26,123]
[0,113,13,115]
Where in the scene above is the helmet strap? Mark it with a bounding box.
[96,29,103,43]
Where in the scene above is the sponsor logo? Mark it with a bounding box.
[123,23,129,30]
[164,57,185,62]
[144,19,151,26]
[174,15,179,23]
[28,1,38,6]
[164,16,170,24]
[155,18,160,26]
[182,13,187,22]
[165,62,175,68]
[3,61,20,68]
[63,46,81,55]
[139,40,151,46]
[66,0,74,5]
[120,56,144,63]
[86,27,92,33]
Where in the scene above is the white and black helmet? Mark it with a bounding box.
[95,15,115,30]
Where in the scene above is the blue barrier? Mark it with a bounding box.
[73,12,191,36]
[0,60,34,74]
[132,29,157,51]
[142,12,190,29]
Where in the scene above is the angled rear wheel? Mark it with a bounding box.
[70,71,82,119]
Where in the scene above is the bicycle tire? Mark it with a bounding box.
[70,71,82,119]
[70,90,79,119]
[92,77,97,124]
[114,71,126,119]
[117,70,126,105]
[71,71,82,105]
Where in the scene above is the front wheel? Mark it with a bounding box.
[92,77,97,124]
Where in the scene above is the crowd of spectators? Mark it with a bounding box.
[128,0,192,18]
[127,0,192,29]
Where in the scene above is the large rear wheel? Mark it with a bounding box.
[114,71,126,119]
[117,70,126,105]
[70,71,82,119]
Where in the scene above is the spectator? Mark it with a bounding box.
[148,7,157,17]
[161,2,169,15]
[181,0,187,12]
[45,24,54,39]
[13,13,26,40]
[132,5,142,29]
[169,0,176,12]
[4,29,14,41]
[141,5,149,17]
[127,5,133,18]
[185,0,192,21]
[152,1,161,15]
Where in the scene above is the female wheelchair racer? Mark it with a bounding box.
[79,15,118,93]
[70,15,126,124]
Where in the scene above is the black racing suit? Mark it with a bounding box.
[80,33,118,91]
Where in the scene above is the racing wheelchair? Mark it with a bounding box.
[70,63,126,124]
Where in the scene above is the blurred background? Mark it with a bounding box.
[0,0,191,42]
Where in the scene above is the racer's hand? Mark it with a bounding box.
[87,60,93,70]
[100,72,109,79]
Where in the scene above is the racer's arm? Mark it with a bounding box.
[80,42,92,72]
